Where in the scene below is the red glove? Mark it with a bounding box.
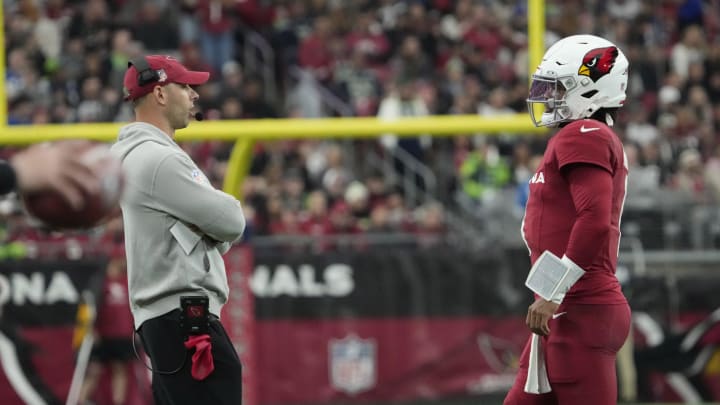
[184,334,214,380]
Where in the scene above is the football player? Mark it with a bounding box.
[504,34,632,405]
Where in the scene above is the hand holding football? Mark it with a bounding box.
[21,143,124,230]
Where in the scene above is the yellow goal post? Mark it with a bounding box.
[0,0,547,199]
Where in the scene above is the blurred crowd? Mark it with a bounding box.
[2,0,720,249]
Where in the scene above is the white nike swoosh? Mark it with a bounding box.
[552,312,567,319]
[580,125,600,133]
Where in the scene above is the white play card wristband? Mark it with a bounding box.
[525,251,586,304]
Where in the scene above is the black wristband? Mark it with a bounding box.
[0,161,18,195]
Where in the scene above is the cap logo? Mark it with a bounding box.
[157,69,168,83]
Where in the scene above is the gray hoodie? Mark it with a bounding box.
[111,122,246,329]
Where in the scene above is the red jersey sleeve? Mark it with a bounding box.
[563,164,613,270]
[553,121,615,174]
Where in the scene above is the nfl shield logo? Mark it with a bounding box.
[329,335,377,395]
[191,169,206,184]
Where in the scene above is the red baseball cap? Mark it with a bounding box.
[123,55,210,101]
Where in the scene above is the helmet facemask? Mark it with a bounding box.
[527,75,572,127]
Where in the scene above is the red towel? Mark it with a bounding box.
[184,334,214,380]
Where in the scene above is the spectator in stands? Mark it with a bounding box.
[178,42,214,80]
[285,69,325,118]
[241,74,277,118]
[300,189,330,231]
[67,0,111,52]
[7,96,33,125]
[265,190,285,234]
[77,76,108,122]
[364,171,389,209]
[218,96,242,120]
[687,85,714,127]
[344,181,372,230]
[677,0,705,30]
[329,201,360,235]
[5,48,31,103]
[269,1,310,68]
[274,210,303,236]
[671,25,706,82]
[334,48,383,116]
[625,106,660,147]
[281,169,306,212]
[377,76,431,192]
[686,60,707,89]
[607,0,643,21]
[132,2,178,52]
[415,202,445,234]
[216,60,244,105]
[390,35,433,82]
[345,11,390,67]
[413,202,446,247]
[321,144,352,205]
[478,87,516,117]
[367,204,394,234]
[32,4,63,73]
[510,141,541,214]
[178,0,201,45]
[377,0,406,31]
[514,154,543,214]
[106,29,138,90]
[625,142,662,208]
[639,140,673,186]
[459,140,511,205]
[477,87,517,141]
[436,54,465,111]
[42,0,71,20]
[197,0,237,75]
[704,144,720,203]
[298,15,335,82]
[297,140,329,187]
[384,187,409,230]
[671,148,709,203]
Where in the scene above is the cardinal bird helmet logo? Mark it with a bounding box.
[578,47,619,82]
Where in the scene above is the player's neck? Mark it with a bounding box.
[135,110,175,139]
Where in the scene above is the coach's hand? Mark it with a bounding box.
[526,298,559,336]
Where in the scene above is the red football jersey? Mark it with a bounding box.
[522,119,627,304]
[95,273,134,339]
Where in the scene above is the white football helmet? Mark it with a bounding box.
[527,34,629,127]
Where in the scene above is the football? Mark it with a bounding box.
[22,143,125,230]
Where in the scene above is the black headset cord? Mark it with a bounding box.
[131,330,187,375]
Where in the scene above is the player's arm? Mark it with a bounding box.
[151,153,246,242]
[562,162,613,269]
[552,129,614,275]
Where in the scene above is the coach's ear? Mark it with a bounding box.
[151,85,167,106]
